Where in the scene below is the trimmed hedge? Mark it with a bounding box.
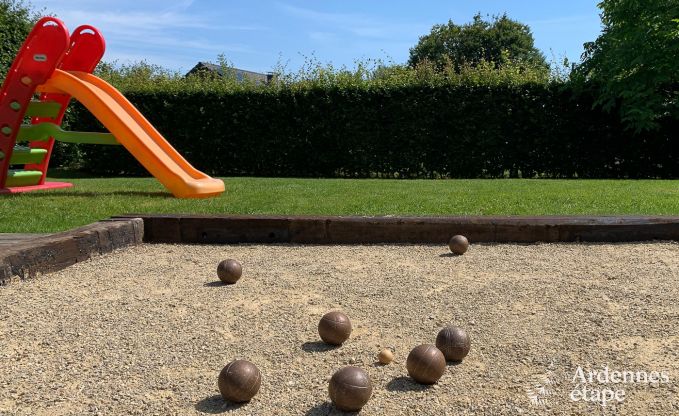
[63,83,678,178]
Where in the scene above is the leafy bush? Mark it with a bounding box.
[408,13,548,73]
[63,59,677,179]
[576,0,679,132]
[0,0,38,79]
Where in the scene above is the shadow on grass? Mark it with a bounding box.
[46,169,109,179]
[301,341,340,353]
[194,394,246,414]
[11,190,171,198]
[386,376,432,392]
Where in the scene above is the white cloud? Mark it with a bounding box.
[308,31,340,43]
[50,9,211,34]
[277,2,427,42]
[276,3,365,26]
[29,0,270,70]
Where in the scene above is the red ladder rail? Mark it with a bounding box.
[25,25,106,183]
[0,17,70,188]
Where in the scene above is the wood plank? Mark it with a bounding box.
[0,219,143,285]
[115,214,679,244]
[0,233,50,246]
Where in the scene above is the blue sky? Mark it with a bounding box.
[31,0,603,74]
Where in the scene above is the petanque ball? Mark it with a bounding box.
[218,359,261,403]
[328,366,372,412]
[448,235,469,255]
[318,311,352,345]
[217,259,242,284]
[435,325,471,361]
[406,344,446,384]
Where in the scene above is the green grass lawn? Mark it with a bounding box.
[1,176,678,233]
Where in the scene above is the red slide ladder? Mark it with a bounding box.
[0,17,105,194]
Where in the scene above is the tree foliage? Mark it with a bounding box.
[408,13,548,72]
[67,81,678,179]
[577,0,679,132]
[90,54,550,95]
[0,0,40,79]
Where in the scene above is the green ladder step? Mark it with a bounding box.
[25,101,62,118]
[8,147,48,165]
[5,170,42,187]
[18,123,119,145]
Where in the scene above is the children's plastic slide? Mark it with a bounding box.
[0,17,224,198]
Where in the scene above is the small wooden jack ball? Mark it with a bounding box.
[406,344,446,384]
[318,311,352,345]
[435,325,471,362]
[328,366,373,412]
[377,348,394,364]
[217,259,242,284]
[448,235,469,255]
[218,360,261,403]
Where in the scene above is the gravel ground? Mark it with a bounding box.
[1,242,678,416]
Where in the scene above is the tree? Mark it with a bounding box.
[0,0,40,79]
[408,13,547,72]
[577,0,679,132]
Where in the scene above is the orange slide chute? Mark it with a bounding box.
[38,69,225,198]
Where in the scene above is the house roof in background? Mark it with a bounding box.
[186,62,272,82]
